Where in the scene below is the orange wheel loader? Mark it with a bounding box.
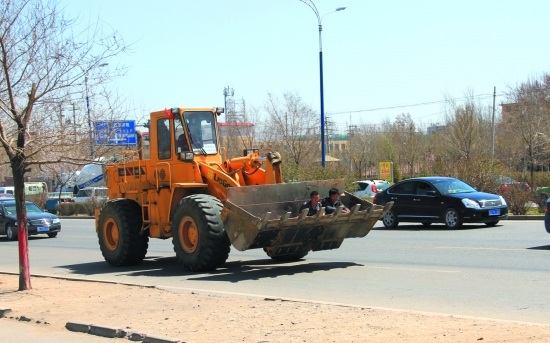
[95,107,393,271]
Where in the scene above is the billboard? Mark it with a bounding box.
[95,120,137,145]
[378,161,393,182]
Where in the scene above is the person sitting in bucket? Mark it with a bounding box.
[322,188,350,215]
[299,191,322,216]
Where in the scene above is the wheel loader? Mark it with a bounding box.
[95,107,393,271]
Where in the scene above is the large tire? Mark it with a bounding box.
[264,248,308,262]
[171,194,230,272]
[443,208,462,229]
[97,199,149,266]
[382,209,399,228]
[6,224,17,241]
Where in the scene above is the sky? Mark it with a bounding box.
[63,0,550,134]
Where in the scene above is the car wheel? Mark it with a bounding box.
[443,208,462,229]
[382,209,399,228]
[421,222,432,227]
[6,224,17,241]
[47,232,58,238]
[485,221,499,227]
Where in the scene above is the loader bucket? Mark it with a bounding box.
[221,180,393,258]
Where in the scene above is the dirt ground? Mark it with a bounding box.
[1,273,549,343]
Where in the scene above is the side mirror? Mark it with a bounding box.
[426,190,437,196]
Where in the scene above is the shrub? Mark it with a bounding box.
[499,185,534,215]
[27,193,48,209]
[58,201,105,216]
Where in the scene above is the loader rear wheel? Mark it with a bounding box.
[172,194,230,272]
[97,199,149,266]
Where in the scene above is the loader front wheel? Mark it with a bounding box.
[97,199,149,266]
[172,194,230,272]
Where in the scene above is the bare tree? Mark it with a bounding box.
[389,113,424,178]
[0,0,128,290]
[264,92,319,166]
[220,100,265,158]
[504,75,550,187]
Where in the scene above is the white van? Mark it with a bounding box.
[0,186,14,195]
[72,187,108,203]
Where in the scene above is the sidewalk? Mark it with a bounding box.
[0,319,115,343]
[1,273,550,342]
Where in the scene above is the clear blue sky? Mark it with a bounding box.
[64,0,550,133]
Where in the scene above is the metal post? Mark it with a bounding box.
[85,75,94,159]
[491,86,496,169]
[319,24,326,168]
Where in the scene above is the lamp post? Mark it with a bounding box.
[85,63,109,160]
[300,1,346,168]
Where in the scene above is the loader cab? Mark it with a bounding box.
[151,108,221,163]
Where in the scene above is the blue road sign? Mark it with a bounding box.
[95,120,137,145]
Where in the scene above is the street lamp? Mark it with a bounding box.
[85,62,109,159]
[300,1,346,168]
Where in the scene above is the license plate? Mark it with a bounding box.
[37,227,49,232]
[489,209,500,216]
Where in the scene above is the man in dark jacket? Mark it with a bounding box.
[322,188,350,215]
[299,191,322,216]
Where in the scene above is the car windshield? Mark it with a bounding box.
[4,203,43,215]
[432,179,476,194]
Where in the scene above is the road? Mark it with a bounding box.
[1,219,549,324]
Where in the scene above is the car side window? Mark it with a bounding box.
[357,182,367,191]
[416,182,434,195]
[389,181,417,195]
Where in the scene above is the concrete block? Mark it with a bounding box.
[0,308,12,318]
[129,332,147,341]
[118,328,131,338]
[65,321,92,333]
[143,335,181,343]
[89,324,120,338]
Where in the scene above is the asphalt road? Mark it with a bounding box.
[1,219,549,324]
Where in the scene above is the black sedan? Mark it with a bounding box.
[0,200,61,240]
[373,177,508,229]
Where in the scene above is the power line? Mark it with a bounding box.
[326,93,504,115]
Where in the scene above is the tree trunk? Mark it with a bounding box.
[12,156,31,291]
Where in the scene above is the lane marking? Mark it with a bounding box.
[435,246,526,251]
[368,266,459,273]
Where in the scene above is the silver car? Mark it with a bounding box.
[353,180,391,198]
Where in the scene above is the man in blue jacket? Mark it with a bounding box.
[322,188,350,215]
[299,191,322,216]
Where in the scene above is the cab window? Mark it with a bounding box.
[157,118,171,160]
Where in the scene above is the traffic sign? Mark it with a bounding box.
[95,120,137,145]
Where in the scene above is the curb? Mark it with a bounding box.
[507,216,544,220]
[0,308,12,318]
[66,321,180,342]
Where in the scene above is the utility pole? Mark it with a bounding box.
[491,86,496,171]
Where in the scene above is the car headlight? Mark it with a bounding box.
[462,198,480,209]
[499,195,507,206]
[52,218,60,224]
